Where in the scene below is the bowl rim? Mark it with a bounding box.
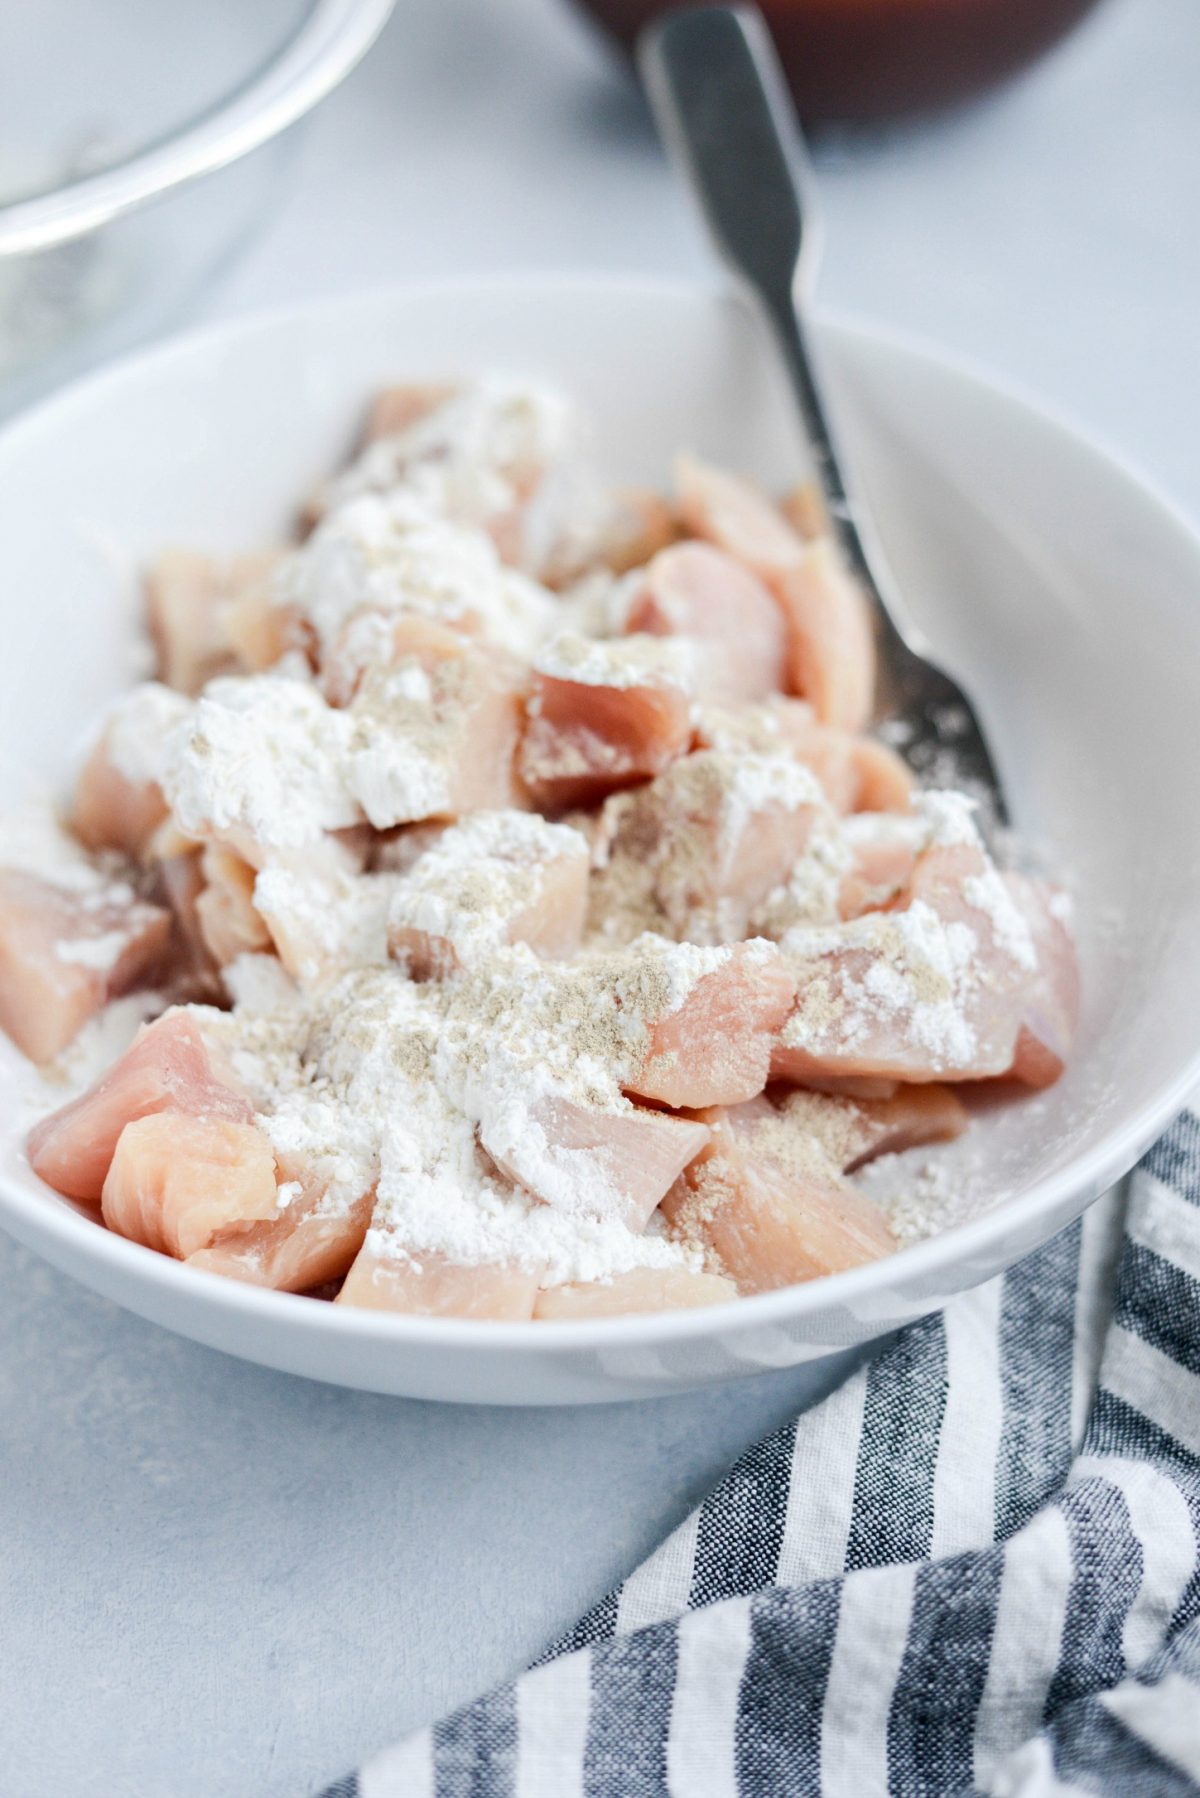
[0,0,395,258]
[1,270,1198,1357]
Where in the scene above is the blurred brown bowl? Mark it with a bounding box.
[576,0,1106,125]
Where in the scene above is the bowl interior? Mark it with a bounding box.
[1,279,1199,1395]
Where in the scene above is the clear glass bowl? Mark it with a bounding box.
[0,0,393,417]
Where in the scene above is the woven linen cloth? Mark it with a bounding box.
[320,1111,1200,1797]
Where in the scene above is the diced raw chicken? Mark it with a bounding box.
[1006,874,1080,1090]
[780,482,828,541]
[590,749,829,945]
[773,835,1079,1089]
[72,685,192,861]
[676,456,875,729]
[146,550,278,695]
[627,942,796,1110]
[255,865,394,987]
[533,1266,736,1319]
[771,540,876,733]
[222,578,306,676]
[27,1010,252,1201]
[102,1113,278,1258]
[194,845,271,966]
[661,1100,896,1294]
[852,738,914,813]
[482,1095,710,1233]
[0,870,170,1064]
[187,1165,373,1292]
[156,852,224,1003]
[349,640,529,825]
[387,810,589,977]
[676,453,813,576]
[623,542,788,704]
[541,487,678,589]
[837,813,924,919]
[363,381,460,443]
[763,1084,969,1175]
[73,741,167,861]
[695,698,911,816]
[336,1246,541,1319]
[518,635,692,810]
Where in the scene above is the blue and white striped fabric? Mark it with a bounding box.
[320,1112,1200,1797]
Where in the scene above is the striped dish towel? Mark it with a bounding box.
[320,1112,1200,1797]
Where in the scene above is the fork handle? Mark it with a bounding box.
[637,6,917,658]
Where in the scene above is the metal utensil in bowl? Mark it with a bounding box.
[639,4,1011,824]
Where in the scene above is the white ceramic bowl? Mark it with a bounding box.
[2,278,1199,1406]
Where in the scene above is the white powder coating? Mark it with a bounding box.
[101,683,193,786]
[221,953,301,1015]
[781,898,982,1069]
[589,750,828,948]
[210,963,699,1280]
[319,377,574,532]
[534,630,693,692]
[962,867,1038,971]
[254,867,400,987]
[919,788,981,848]
[341,664,459,829]
[387,809,587,971]
[160,663,478,851]
[54,930,131,972]
[163,675,362,852]
[278,488,557,675]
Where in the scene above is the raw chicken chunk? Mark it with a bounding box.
[336,1247,541,1319]
[627,941,796,1110]
[255,866,395,988]
[482,1095,711,1234]
[534,1266,736,1318]
[661,1098,897,1294]
[694,698,912,816]
[387,810,589,977]
[27,1011,252,1201]
[676,455,875,729]
[773,819,1079,1088]
[72,684,190,859]
[590,749,829,945]
[623,541,788,704]
[187,1168,373,1292]
[0,870,169,1064]
[363,381,459,444]
[146,550,279,695]
[349,639,529,825]
[194,845,272,966]
[519,633,692,809]
[102,1112,278,1258]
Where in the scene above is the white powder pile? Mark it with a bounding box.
[278,488,557,683]
[101,682,193,787]
[319,377,573,533]
[205,961,702,1282]
[163,675,361,854]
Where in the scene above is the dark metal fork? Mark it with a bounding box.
[639,4,1011,826]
